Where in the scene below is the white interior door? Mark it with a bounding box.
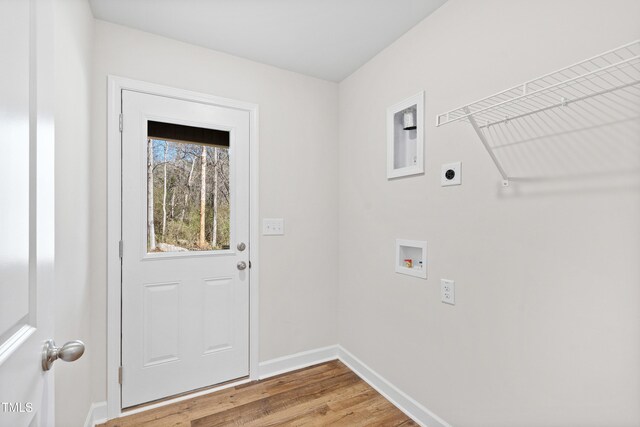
[121,90,250,408]
[0,0,55,426]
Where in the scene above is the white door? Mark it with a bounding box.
[0,0,56,426]
[121,90,250,407]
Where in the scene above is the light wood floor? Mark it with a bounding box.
[99,360,417,426]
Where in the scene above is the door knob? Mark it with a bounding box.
[237,242,246,251]
[42,339,85,371]
[237,261,247,270]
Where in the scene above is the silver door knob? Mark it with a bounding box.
[42,339,85,371]
[237,242,246,251]
[237,261,247,270]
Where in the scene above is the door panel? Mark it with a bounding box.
[121,91,250,408]
[0,0,30,345]
[202,277,234,354]
[142,282,181,366]
[0,0,55,426]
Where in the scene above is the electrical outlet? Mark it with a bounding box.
[263,218,284,235]
[441,162,461,186]
[441,279,455,305]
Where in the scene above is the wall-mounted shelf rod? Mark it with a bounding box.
[435,40,640,186]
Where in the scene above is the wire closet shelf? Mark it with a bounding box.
[436,40,640,186]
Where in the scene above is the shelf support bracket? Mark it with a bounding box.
[464,107,510,186]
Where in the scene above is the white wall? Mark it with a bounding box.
[53,0,94,425]
[338,1,640,426]
[52,2,639,424]
[89,21,339,403]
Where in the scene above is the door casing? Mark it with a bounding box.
[106,76,259,419]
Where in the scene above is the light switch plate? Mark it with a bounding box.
[441,279,455,305]
[263,218,284,235]
[441,162,461,186]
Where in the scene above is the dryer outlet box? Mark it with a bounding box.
[441,162,461,186]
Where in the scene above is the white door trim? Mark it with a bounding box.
[106,76,260,419]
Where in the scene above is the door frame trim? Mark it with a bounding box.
[106,76,260,419]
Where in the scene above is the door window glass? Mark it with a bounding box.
[146,121,230,253]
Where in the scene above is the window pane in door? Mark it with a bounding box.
[146,121,230,253]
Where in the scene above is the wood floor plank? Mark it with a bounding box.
[191,371,362,426]
[394,418,420,426]
[99,360,417,427]
[237,381,375,426]
[283,392,398,426]
[101,361,349,427]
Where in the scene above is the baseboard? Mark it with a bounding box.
[83,401,107,427]
[337,346,450,427]
[258,344,339,379]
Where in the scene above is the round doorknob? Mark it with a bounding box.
[237,242,246,252]
[237,261,247,270]
[42,339,85,371]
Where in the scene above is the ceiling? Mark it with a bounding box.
[88,0,447,82]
